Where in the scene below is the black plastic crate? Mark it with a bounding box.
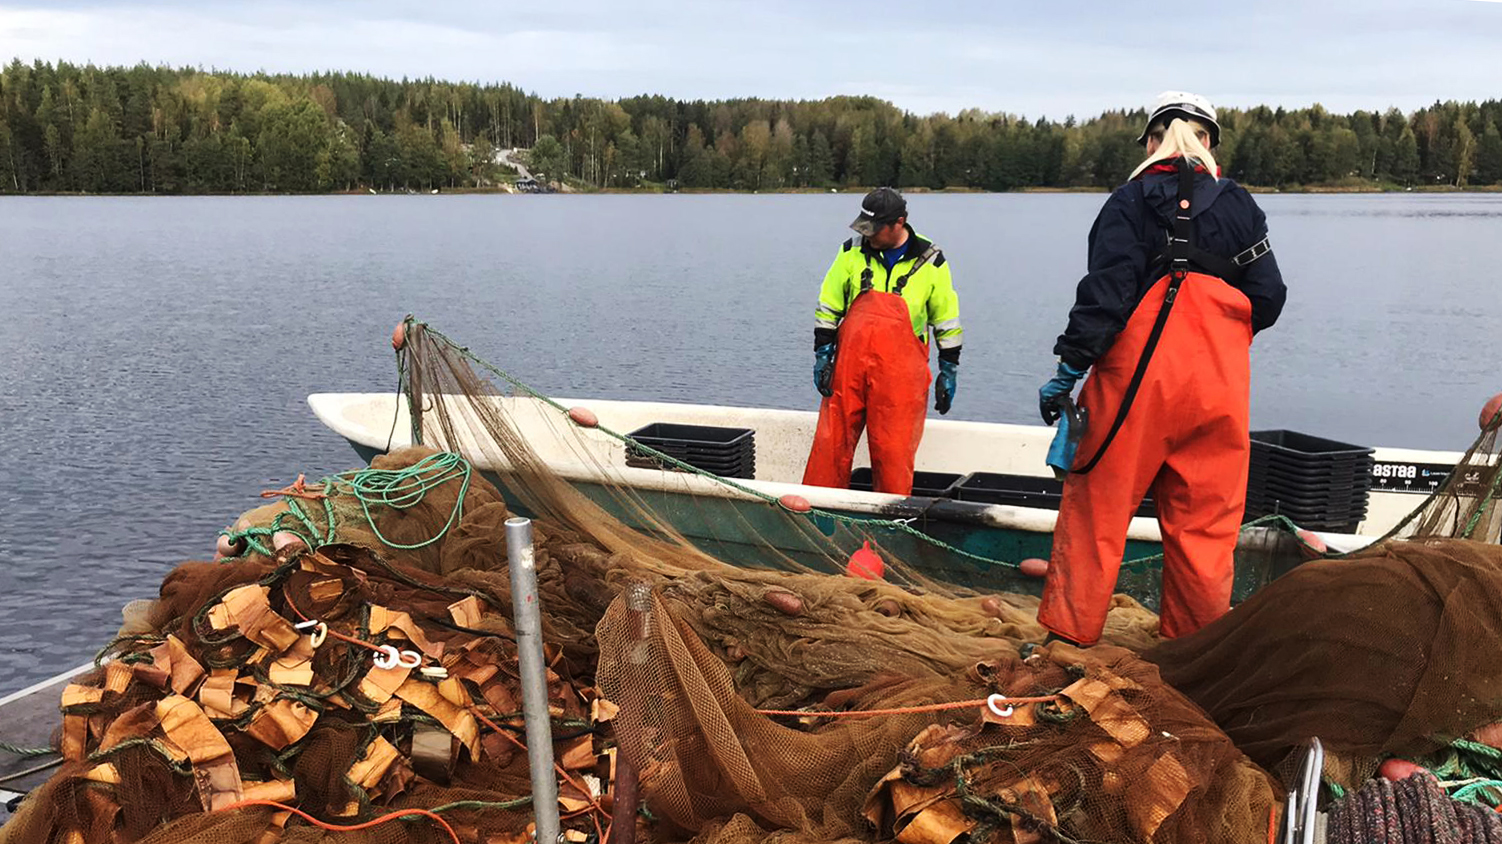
[625,453,756,478]
[956,473,1155,518]
[1247,483,1369,505]
[626,422,755,455]
[1245,497,1368,520]
[1250,463,1375,490]
[624,422,756,479]
[1243,508,1364,533]
[1251,461,1374,477]
[850,468,964,498]
[1251,430,1374,460]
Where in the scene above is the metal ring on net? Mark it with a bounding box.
[373,645,402,670]
[986,694,1014,718]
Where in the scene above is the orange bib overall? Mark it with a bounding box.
[803,290,930,495]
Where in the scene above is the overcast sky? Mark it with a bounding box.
[3,0,1501,119]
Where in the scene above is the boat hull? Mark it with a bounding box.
[348,441,1303,609]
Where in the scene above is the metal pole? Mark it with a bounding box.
[507,517,560,844]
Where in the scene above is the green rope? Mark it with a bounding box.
[87,737,193,775]
[217,452,473,558]
[1451,779,1502,807]
[332,452,472,550]
[1454,739,1502,761]
[0,740,55,758]
[418,323,1315,574]
[429,797,534,813]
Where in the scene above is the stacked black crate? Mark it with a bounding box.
[624,423,757,479]
[1245,430,1374,532]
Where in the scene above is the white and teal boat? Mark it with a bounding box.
[306,392,1467,608]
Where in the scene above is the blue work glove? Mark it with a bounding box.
[1046,397,1086,479]
[814,343,836,397]
[1038,361,1089,424]
[934,359,958,415]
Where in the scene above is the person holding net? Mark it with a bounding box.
[803,188,964,495]
[1036,92,1287,646]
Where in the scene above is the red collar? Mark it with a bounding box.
[1139,158,1219,178]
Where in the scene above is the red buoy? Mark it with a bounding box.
[1481,393,1502,430]
[1379,758,1424,781]
[1296,529,1328,559]
[1019,558,1049,578]
[778,494,812,513]
[392,321,407,351]
[568,406,599,428]
[845,541,885,580]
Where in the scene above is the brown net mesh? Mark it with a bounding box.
[1146,537,1502,792]
[1407,410,1502,542]
[12,317,1502,843]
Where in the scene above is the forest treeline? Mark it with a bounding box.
[2,59,1501,194]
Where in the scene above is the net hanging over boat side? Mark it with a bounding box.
[1403,408,1502,541]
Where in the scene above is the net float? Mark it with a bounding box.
[1019,558,1049,578]
[568,406,599,428]
[272,531,306,552]
[763,589,804,616]
[216,534,244,559]
[1481,393,1502,430]
[1379,758,1424,781]
[777,494,812,513]
[391,320,407,351]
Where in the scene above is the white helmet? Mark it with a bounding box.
[1137,91,1221,148]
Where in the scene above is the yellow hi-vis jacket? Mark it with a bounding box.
[813,228,963,359]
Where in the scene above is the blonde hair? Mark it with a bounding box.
[1129,117,1218,181]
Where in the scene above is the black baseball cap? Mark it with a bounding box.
[850,187,907,237]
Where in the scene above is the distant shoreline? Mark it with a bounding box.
[4,184,1500,198]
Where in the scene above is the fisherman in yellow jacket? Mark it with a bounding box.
[803,188,963,495]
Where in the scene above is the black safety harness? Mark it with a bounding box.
[1072,157,1269,475]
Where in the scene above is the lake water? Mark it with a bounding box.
[3,191,1500,694]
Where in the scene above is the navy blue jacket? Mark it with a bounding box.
[1053,170,1287,370]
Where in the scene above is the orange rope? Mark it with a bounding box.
[754,695,1060,718]
[260,473,327,501]
[472,708,608,841]
[217,799,461,844]
[284,590,389,655]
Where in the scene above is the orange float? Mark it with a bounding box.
[844,541,885,580]
[1019,558,1049,578]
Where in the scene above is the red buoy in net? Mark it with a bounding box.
[1379,758,1424,781]
[567,406,599,428]
[392,321,407,351]
[845,540,885,580]
[1481,393,1502,430]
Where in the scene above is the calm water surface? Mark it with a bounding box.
[3,191,1500,693]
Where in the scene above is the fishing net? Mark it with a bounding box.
[1146,537,1502,794]
[1404,405,1502,542]
[11,316,1502,844]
